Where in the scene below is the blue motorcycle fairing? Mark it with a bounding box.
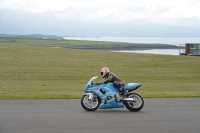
[83,76,142,109]
[84,84,124,109]
[98,84,124,109]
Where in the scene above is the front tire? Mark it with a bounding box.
[124,93,144,112]
[81,95,100,111]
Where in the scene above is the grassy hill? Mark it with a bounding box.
[0,37,178,50]
[0,38,199,99]
[0,34,63,40]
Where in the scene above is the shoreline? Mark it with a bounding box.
[58,43,179,51]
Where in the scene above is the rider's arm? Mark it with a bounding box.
[103,74,113,84]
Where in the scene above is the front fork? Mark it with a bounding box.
[83,93,94,100]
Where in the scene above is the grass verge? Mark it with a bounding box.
[0,41,199,99]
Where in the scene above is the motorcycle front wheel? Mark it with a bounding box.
[124,93,144,112]
[81,95,100,111]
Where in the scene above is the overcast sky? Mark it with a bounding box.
[1,0,200,37]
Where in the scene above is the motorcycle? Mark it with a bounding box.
[81,76,144,112]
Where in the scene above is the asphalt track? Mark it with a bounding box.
[0,98,200,133]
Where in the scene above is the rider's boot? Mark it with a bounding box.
[119,86,127,97]
[123,90,128,97]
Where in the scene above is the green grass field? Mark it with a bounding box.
[0,38,200,99]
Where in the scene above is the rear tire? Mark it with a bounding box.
[124,93,144,112]
[81,95,100,111]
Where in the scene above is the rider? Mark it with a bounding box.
[95,67,127,96]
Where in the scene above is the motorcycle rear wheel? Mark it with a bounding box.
[81,95,100,111]
[124,93,144,112]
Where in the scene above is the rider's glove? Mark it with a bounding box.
[98,81,103,85]
[93,81,103,86]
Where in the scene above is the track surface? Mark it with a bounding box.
[0,98,200,133]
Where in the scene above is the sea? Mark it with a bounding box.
[64,37,200,55]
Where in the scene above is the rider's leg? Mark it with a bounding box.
[120,86,128,96]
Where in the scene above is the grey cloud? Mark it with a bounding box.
[1,3,200,37]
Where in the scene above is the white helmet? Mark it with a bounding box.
[100,67,110,78]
